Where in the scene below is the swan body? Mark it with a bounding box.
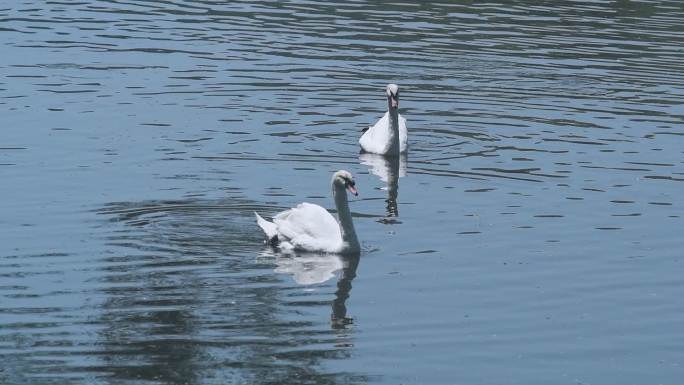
[255,170,360,254]
[359,84,408,155]
[359,113,408,156]
[256,203,343,252]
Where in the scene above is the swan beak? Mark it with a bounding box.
[390,96,398,108]
[347,185,358,196]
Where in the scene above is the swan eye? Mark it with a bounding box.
[342,177,354,187]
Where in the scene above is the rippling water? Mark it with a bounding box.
[2,1,684,384]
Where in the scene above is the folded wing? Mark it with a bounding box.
[273,203,343,252]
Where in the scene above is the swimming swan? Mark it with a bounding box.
[359,83,407,155]
[255,170,360,254]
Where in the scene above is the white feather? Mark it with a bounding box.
[272,202,343,252]
[359,112,408,154]
[255,171,360,254]
[255,212,277,240]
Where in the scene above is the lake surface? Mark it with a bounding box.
[2,1,683,384]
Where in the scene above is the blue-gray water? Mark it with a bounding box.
[2,1,683,384]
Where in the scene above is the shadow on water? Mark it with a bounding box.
[359,153,407,222]
[331,253,360,330]
[259,249,345,286]
[257,249,361,330]
[91,198,368,385]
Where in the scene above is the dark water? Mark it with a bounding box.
[2,1,684,384]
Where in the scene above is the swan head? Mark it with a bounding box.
[332,170,358,196]
[386,83,399,110]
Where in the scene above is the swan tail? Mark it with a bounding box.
[255,212,278,244]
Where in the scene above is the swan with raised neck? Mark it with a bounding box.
[385,83,401,155]
[331,170,360,253]
[359,83,407,155]
[255,170,360,254]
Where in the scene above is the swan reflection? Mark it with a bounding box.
[259,249,361,329]
[272,252,344,285]
[331,253,360,329]
[359,152,407,219]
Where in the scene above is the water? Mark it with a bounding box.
[2,1,683,384]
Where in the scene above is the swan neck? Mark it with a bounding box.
[387,108,400,154]
[333,185,360,253]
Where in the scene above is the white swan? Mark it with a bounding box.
[359,83,408,155]
[255,170,360,254]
